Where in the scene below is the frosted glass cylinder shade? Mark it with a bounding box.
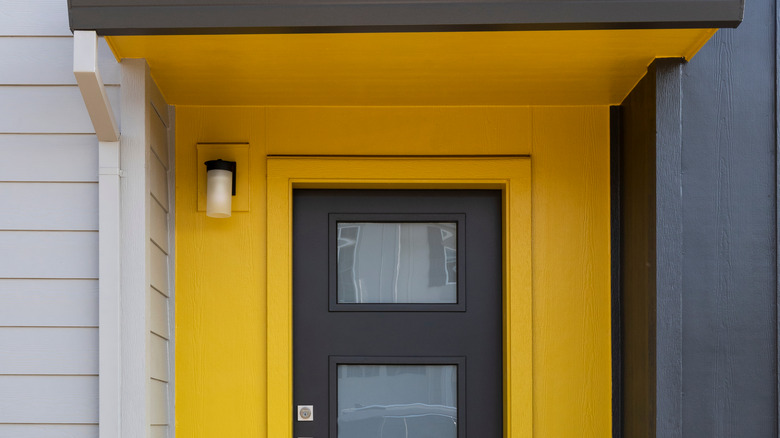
[206,168,233,218]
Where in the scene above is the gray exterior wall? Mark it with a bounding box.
[619,0,779,434]
[678,0,777,433]
[67,0,743,35]
[0,1,119,437]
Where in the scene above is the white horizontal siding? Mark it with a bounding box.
[150,333,168,382]
[0,183,97,230]
[150,243,169,296]
[0,279,97,327]
[150,153,169,209]
[150,113,169,168]
[0,86,120,134]
[151,425,169,438]
[147,99,173,437]
[149,379,168,426]
[0,232,98,279]
[0,37,119,85]
[151,198,169,253]
[0,0,71,36]
[0,424,98,438]
[149,84,170,127]
[0,376,98,423]
[0,135,98,182]
[0,0,116,432]
[0,327,97,374]
[150,287,169,339]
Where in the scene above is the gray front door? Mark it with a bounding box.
[293,190,503,437]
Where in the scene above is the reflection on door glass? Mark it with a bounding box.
[337,223,457,303]
[338,364,457,438]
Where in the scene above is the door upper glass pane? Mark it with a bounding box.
[337,364,457,438]
[337,222,457,304]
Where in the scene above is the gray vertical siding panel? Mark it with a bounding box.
[776,0,780,430]
[619,0,779,434]
[679,0,778,434]
[654,58,684,438]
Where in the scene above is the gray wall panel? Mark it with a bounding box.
[679,0,778,434]
[619,0,779,434]
[655,58,684,438]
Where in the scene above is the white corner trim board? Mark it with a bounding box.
[74,30,119,142]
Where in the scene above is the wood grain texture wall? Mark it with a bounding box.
[618,0,778,433]
[677,0,777,434]
[0,1,118,437]
[175,105,611,437]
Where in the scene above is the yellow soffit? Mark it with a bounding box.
[107,29,715,106]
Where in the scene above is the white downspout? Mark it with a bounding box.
[74,30,122,438]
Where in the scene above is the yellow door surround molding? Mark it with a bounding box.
[265,156,533,437]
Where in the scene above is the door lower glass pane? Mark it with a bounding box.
[337,364,457,438]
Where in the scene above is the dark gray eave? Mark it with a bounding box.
[68,0,744,35]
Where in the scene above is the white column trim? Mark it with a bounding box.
[119,58,150,438]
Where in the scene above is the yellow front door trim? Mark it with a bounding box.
[266,156,532,437]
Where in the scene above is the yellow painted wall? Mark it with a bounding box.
[175,105,610,437]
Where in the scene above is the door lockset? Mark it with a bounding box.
[297,405,314,421]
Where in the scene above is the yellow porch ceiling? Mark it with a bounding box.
[108,29,715,106]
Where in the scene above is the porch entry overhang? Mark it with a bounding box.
[73,0,736,106]
[102,29,717,107]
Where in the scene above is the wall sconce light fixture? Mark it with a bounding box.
[204,159,237,218]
